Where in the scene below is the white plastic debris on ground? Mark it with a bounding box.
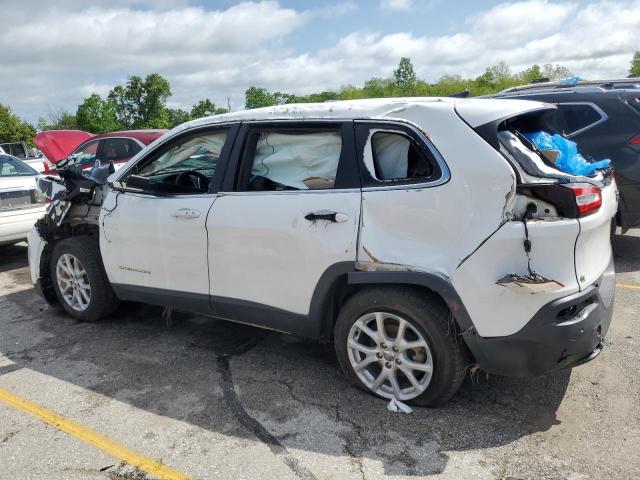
[387,398,413,414]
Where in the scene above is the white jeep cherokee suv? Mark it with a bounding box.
[28,98,617,406]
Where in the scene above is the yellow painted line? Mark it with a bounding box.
[616,283,640,290]
[0,387,190,480]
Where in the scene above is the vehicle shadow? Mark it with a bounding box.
[0,243,29,274]
[0,287,571,477]
[613,232,640,273]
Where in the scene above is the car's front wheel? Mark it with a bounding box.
[334,287,469,407]
[50,236,119,321]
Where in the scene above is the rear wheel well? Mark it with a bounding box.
[319,278,463,341]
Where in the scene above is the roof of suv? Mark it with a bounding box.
[494,78,640,97]
[177,97,550,133]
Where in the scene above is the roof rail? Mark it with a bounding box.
[499,78,640,94]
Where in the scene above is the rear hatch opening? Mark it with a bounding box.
[474,107,618,293]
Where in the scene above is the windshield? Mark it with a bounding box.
[0,155,37,176]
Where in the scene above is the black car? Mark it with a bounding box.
[491,78,640,231]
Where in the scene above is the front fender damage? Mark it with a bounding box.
[30,163,111,302]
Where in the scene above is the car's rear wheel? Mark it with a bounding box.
[334,287,468,407]
[50,236,119,321]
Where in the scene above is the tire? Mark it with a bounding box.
[50,236,119,322]
[334,287,469,407]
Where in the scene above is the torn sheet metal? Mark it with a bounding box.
[496,273,564,294]
[387,398,413,414]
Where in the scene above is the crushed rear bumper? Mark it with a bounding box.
[465,254,615,377]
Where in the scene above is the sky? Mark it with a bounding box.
[1,0,639,123]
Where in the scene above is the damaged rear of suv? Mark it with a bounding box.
[28,97,617,406]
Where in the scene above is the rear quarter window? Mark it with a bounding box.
[355,123,445,188]
[556,103,606,136]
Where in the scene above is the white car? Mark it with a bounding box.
[0,155,46,246]
[28,98,617,405]
[0,142,52,172]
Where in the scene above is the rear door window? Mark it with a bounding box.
[556,103,606,136]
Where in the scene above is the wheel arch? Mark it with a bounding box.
[34,222,101,304]
[312,265,476,341]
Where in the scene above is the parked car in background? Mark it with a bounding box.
[0,155,46,246]
[0,141,53,172]
[490,78,640,232]
[34,130,167,172]
[29,98,616,406]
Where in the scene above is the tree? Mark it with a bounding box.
[245,86,277,109]
[519,64,543,83]
[363,77,395,97]
[190,99,227,118]
[107,73,172,129]
[0,103,37,146]
[630,51,640,76]
[37,108,77,131]
[542,64,572,82]
[393,57,417,91]
[166,108,191,128]
[76,94,121,134]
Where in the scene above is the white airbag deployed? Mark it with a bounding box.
[371,132,410,180]
[251,132,341,189]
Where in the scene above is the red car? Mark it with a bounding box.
[34,129,168,171]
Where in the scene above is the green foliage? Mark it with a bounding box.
[166,108,192,128]
[245,86,278,109]
[75,75,228,133]
[37,109,77,131]
[243,58,574,107]
[191,99,227,118]
[76,94,122,134]
[630,51,640,76]
[393,57,417,92]
[107,74,172,129]
[0,103,37,147]
[541,64,572,82]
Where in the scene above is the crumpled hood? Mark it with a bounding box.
[34,130,94,162]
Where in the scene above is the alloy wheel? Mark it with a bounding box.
[347,311,434,401]
[56,253,91,312]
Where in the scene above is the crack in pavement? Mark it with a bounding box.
[216,356,318,480]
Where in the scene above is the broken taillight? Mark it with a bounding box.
[565,183,602,217]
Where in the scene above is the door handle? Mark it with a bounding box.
[171,208,201,219]
[304,212,348,223]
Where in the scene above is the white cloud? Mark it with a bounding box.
[380,0,413,11]
[1,0,639,124]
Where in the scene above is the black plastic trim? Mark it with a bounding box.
[347,270,474,331]
[111,284,213,315]
[211,295,310,335]
[111,261,357,340]
[464,254,615,377]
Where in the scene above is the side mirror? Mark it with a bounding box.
[124,174,151,190]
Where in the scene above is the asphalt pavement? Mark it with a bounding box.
[0,232,639,479]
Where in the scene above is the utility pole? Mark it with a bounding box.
[227,97,231,112]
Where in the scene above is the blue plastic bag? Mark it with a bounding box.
[523,131,610,176]
[558,76,583,86]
